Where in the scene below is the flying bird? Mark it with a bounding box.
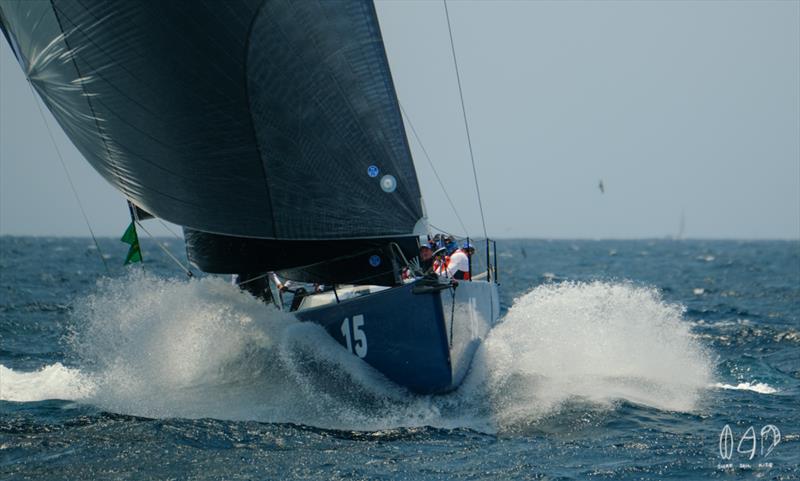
[598,179,605,194]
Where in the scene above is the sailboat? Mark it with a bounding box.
[1,0,499,394]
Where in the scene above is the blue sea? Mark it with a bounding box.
[1,237,798,480]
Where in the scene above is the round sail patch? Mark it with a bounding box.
[380,175,397,193]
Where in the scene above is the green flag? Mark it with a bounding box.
[120,222,142,265]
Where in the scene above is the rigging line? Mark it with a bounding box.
[134,220,194,278]
[27,82,110,274]
[156,218,183,242]
[443,0,488,240]
[398,102,469,237]
[427,222,461,239]
[235,271,270,286]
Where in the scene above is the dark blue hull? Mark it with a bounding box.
[295,280,500,394]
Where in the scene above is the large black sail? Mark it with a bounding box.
[1,1,424,253]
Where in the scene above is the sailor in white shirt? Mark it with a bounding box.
[445,242,475,280]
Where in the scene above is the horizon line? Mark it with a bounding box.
[1,234,798,242]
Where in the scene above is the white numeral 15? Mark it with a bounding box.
[341,314,368,358]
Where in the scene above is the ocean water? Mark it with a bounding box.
[0,237,798,480]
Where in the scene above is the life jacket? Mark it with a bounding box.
[433,256,449,275]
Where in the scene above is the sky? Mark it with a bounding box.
[1,0,798,239]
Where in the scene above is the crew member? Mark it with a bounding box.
[432,246,449,276]
[444,235,458,255]
[432,234,444,250]
[446,242,475,280]
[271,273,309,311]
[419,244,434,273]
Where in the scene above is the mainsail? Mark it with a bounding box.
[1,0,425,278]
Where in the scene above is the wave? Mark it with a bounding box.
[712,382,778,394]
[468,281,713,429]
[1,274,714,432]
[0,362,93,402]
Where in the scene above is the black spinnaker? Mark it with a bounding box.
[1,0,425,280]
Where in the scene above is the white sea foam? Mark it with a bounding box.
[712,382,778,394]
[0,274,715,432]
[468,281,713,429]
[0,362,94,402]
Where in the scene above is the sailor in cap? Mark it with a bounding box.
[445,241,475,280]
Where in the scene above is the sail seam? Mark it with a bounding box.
[366,0,424,223]
[269,1,420,225]
[48,0,123,190]
[243,0,279,239]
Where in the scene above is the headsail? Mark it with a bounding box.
[0,0,424,246]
